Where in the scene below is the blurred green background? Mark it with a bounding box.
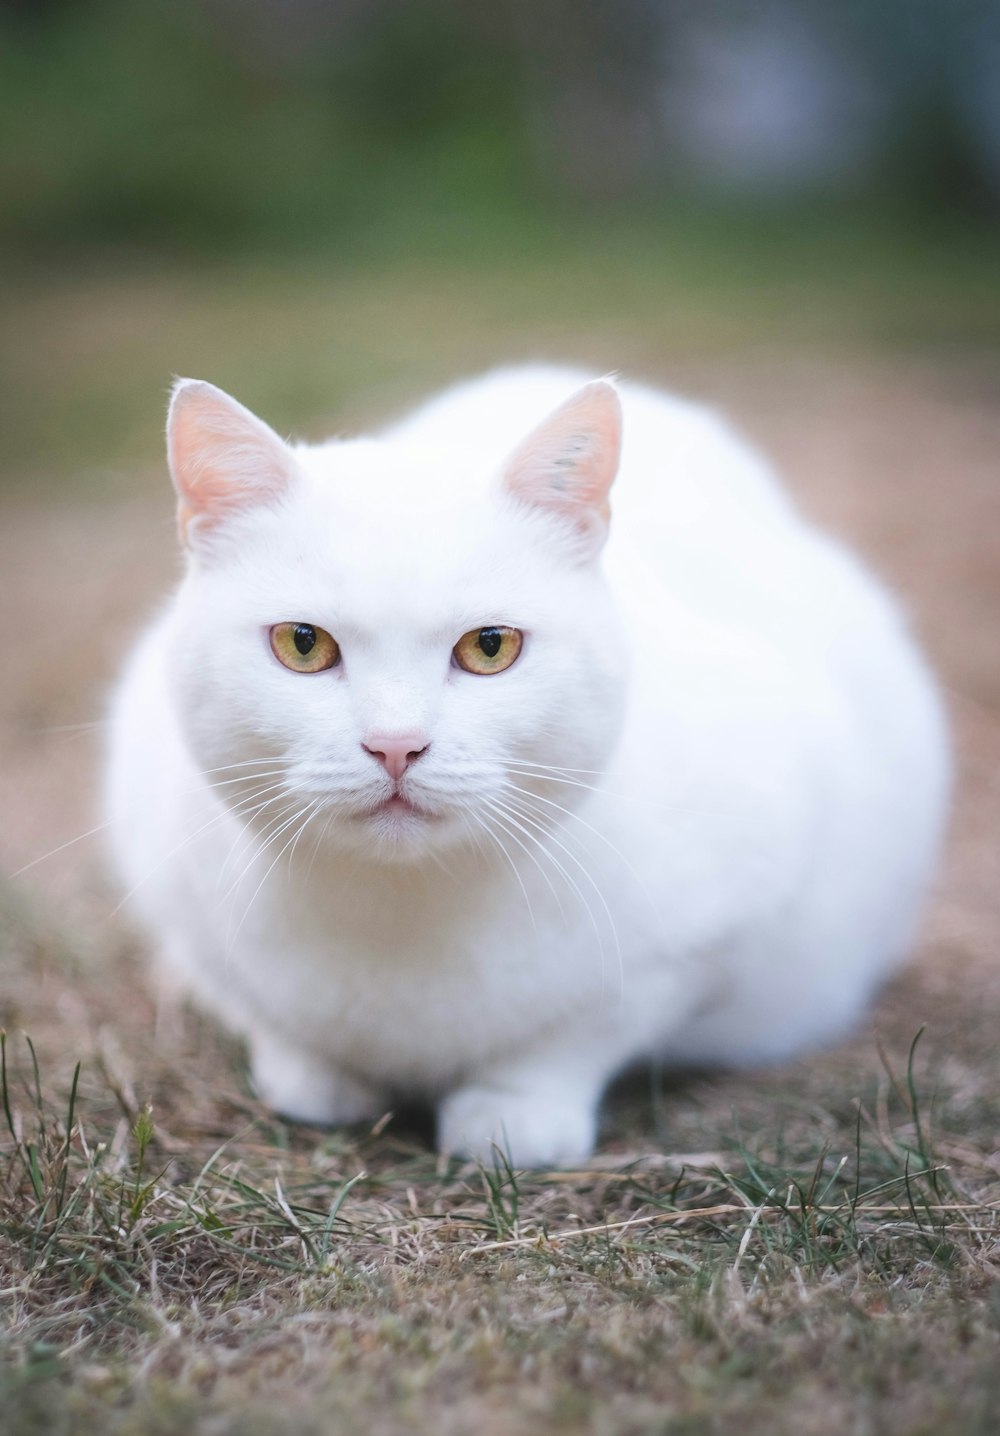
[1,0,998,496]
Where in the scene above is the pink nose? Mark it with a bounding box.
[362,734,430,783]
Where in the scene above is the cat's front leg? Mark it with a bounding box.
[250,1032,388,1129]
[438,1060,605,1168]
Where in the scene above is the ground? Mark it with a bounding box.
[0,248,998,1434]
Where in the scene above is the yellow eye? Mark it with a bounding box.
[453,626,523,675]
[269,623,340,673]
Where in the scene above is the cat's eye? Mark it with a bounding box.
[453,626,523,675]
[269,622,341,673]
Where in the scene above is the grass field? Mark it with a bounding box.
[1,229,999,1433]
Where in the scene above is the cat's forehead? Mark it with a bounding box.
[228,437,551,630]
[295,437,498,517]
[295,439,505,565]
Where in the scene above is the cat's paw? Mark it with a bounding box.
[437,1084,597,1168]
[251,1038,386,1128]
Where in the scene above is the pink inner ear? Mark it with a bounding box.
[502,379,622,525]
[167,379,294,541]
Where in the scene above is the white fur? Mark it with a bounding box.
[105,366,950,1166]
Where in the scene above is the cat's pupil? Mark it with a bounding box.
[293,625,316,655]
[478,628,502,659]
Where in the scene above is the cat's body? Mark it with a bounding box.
[105,366,949,1165]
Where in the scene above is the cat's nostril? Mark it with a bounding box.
[362,735,430,783]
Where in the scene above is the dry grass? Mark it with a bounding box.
[1,252,1000,1432]
[1,926,999,1435]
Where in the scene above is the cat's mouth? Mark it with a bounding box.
[366,791,438,821]
[378,795,419,816]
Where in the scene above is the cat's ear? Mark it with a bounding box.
[501,379,622,554]
[167,379,296,545]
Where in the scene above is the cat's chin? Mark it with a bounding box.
[340,799,465,865]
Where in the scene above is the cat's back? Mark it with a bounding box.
[385,365,884,650]
[386,364,793,538]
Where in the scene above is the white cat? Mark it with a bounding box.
[105,366,950,1166]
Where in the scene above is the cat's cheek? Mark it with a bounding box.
[476,647,625,772]
[164,626,300,777]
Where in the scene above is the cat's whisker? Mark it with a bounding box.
[110,779,301,918]
[304,804,339,884]
[493,757,613,777]
[8,819,117,880]
[197,757,288,777]
[478,798,568,927]
[465,808,541,937]
[207,777,316,873]
[487,760,638,807]
[501,780,665,933]
[31,718,108,736]
[458,811,490,863]
[262,798,324,884]
[221,800,310,936]
[219,790,313,901]
[202,769,289,792]
[218,797,297,892]
[488,801,623,1013]
[506,768,621,797]
[201,771,297,833]
[502,762,739,817]
[285,796,330,879]
[486,794,625,1008]
[6,765,291,885]
[226,799,323,956]
[213,779,306,829]
[425,835,463,881]
[480,795,612,986]
[500,788,636,966]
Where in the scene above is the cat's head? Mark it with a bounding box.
[162,375,628,865]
